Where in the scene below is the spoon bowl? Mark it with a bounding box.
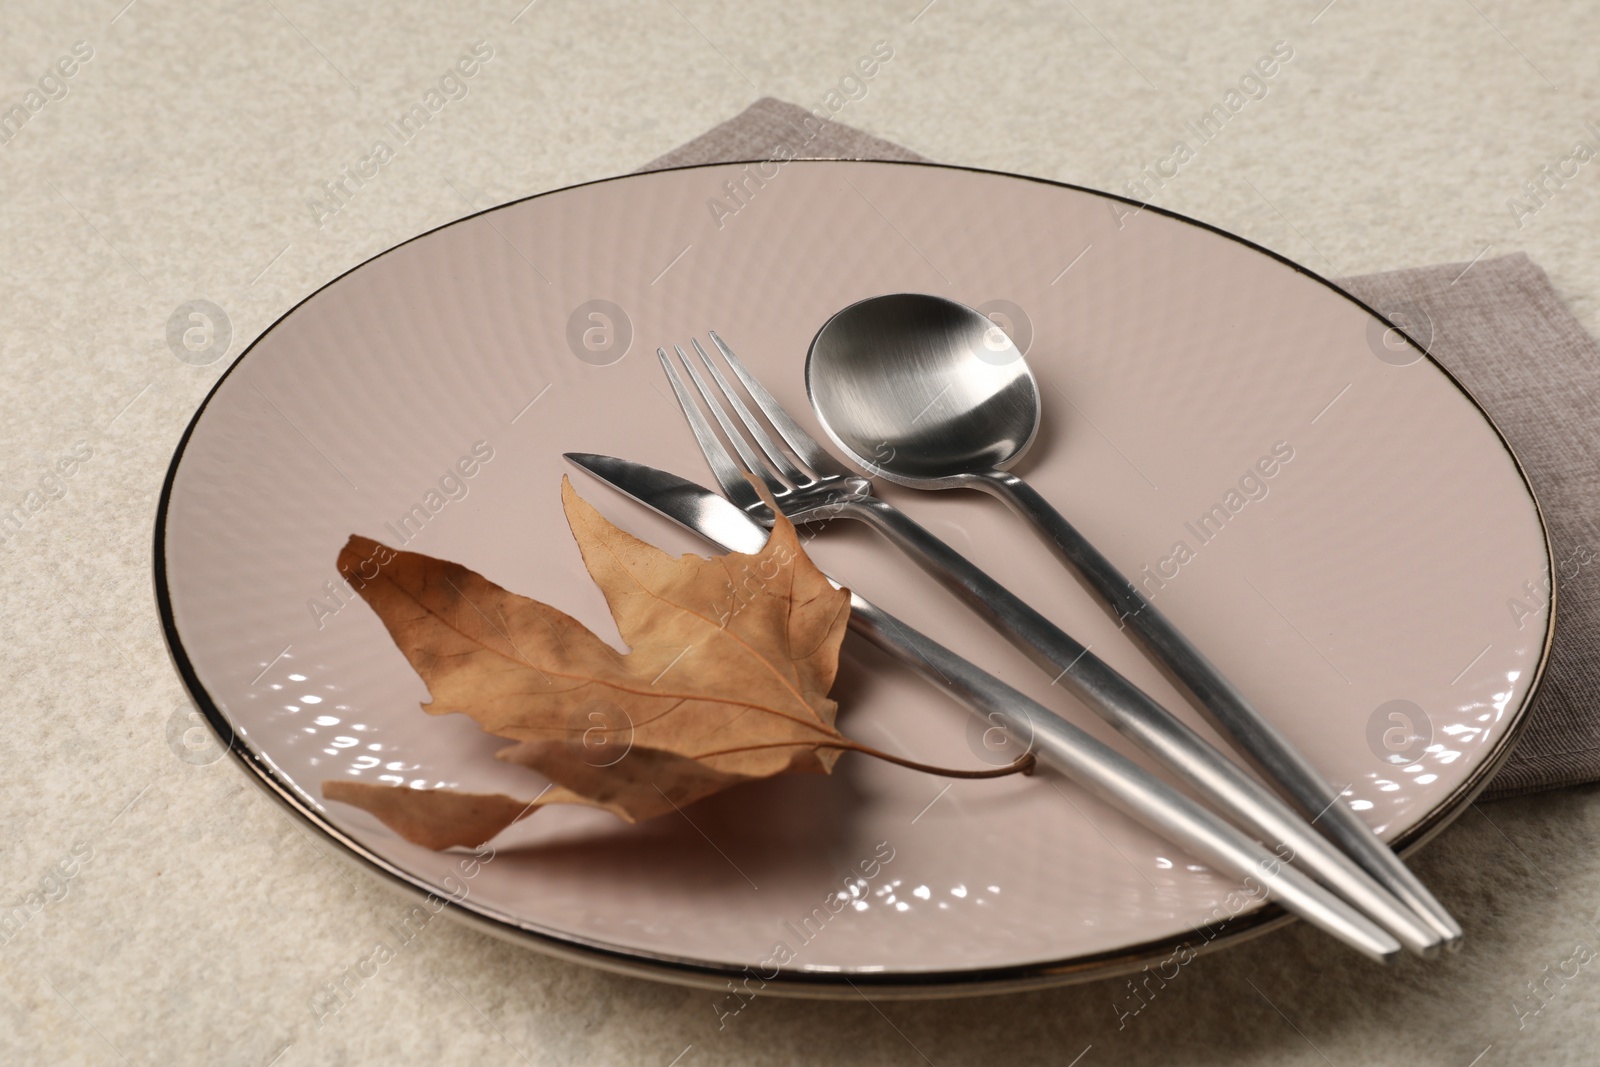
[805,293,1041,488]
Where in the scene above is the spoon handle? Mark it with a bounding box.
[835,495,1442,955]
[968,468,1462,947]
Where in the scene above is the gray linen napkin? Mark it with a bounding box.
[641,98,1600,800]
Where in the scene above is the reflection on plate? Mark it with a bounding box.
[157,160,1552,997]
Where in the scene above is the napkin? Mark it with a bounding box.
[641,98,1600,800]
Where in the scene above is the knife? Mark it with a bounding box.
[564,451,1428,962]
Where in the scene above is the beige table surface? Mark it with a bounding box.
[4,1,1600,1064]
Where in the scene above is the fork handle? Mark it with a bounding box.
[968,469,1462,947]
[832,495,1447,956]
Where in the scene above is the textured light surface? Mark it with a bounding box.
[3,1,1599,1063]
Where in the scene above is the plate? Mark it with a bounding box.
[157,160,1553,997]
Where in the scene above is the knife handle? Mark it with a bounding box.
[843,590,1403,961]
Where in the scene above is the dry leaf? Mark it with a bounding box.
[323,477,854,848]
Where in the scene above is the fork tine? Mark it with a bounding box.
[655,347,764,514]
[687,338,811,485]
[672,345,789,497]
[707,331,854,478]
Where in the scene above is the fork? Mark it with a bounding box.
[656,332,1447,957]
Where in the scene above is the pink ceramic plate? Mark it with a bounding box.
[157,161,1553,997]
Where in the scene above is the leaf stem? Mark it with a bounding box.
[834,738,1037,779]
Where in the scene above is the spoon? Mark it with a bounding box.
[805,291,1463,948]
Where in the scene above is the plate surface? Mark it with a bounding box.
[157,160,1552,996]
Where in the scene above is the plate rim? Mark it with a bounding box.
[153,157,1558,999]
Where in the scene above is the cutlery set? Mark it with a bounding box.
[567,293,1461,962]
